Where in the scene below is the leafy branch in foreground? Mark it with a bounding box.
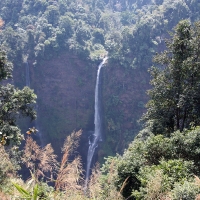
[0,48,37,146]
[143,20,200,135]
[12,182,38,200]
[0,144,16,190]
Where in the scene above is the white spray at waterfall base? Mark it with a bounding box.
[85,57,108,188]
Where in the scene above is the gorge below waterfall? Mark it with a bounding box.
[85,57,107,186]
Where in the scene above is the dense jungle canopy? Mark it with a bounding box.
[0,0,199,155]
[0,0,200,199]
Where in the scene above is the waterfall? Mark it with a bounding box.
[25,62,30,87]
[85,57,107,187]
[25,62,44,147]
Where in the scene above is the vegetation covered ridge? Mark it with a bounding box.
[0,0,200,198]
[0,0,199,161]
[1,19,200,199]
[0,0,199,66]
[110,20,200,200]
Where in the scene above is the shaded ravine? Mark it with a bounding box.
[85,57,107,186]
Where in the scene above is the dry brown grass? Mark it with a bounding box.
[22,136,58,180]
[20,130,85,199]
[0,145,18,199]
[195,175,200,186]
[0,191,9,200]
[0,19,4,28]
[87,158,123,200]
[196,194,200,200]
[22,130,83,193]
[1,130,125,199]
[56,156,83,191]
[140,170,172,200]
[88,163,102,198]
[55,130,83,192]
[0,144,16,175]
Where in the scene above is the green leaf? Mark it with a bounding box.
[33,184,38,200]
[12,182,30,197]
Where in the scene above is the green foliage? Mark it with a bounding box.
[76,24,91,45]
[169,127,200,168]
[0,145,17,192]
[0,50,12,81]
[12,181,56,200]
[0,2,200,198]
[133,159,195,199]
[45,5,60,26]
[120,11,135,25]
[59,15,74,37]
[95,156,123,200]
[12,182,33,199]
[0,49,36,145]
[115,137,146,197]
[93,28,105,45]
[0,84,36,145]
[110,20,200,198]
[115,126,200,199]
[171,180,200,200]
[143,20,200,134]
[1,0,197,65]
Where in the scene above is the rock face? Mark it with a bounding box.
[101,65,150,159]
[14,52,150,162]
[30,53,97,153]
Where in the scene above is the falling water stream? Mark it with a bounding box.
[25,62,30,87]
[85,57,107,187]
[25,62,44,146]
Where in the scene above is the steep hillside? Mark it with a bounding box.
[0,0,200,162]
[14,51,149,161]
[33,53,96,151]
[102,65,149,156]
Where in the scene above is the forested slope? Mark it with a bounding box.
[0,0,199,160]
[1,0,200,199]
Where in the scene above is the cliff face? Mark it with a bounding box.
[30,54,97,152]
[4,0,199,164]
[101,65,149,159]
[14,53,150,162]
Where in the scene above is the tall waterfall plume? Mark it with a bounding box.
[25,62,30,87]
[25,62,44,146]
[85,57,107,186]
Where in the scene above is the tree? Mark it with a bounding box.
[143,20,200,135]
[59,15,74,38]
[115,126,200,199]
[93,28,105,45]
[76,23,91,45]
[45,5,60,26]
[0,49,36,146]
